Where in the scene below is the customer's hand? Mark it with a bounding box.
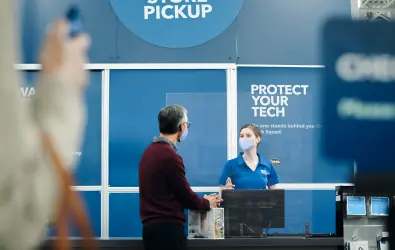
[40,19,91,86]
[203,194,222,208]
[206,193,222,207]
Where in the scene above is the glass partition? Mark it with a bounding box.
[108,69,227,187]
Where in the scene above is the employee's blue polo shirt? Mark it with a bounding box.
[219,153,279,189]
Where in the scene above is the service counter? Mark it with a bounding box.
[40,237,344,250]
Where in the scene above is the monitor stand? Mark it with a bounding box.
[238,222,268,238]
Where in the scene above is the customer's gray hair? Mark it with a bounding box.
[158,104,188,134]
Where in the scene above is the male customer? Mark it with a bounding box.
[139,104,221,250]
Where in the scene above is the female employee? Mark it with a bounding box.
[219,124,279,193]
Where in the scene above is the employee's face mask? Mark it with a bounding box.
[239,138,255,151]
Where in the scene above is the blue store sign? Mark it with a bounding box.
[321,19,395,170]
[110,0,244,48]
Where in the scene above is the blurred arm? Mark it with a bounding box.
[0,2,86,249]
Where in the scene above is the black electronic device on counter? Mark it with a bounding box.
[336,185,353,237]
[222,189,285,238]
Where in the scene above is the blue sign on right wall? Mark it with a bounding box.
[322,19,395,176]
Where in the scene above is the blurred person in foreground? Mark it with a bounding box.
[139,105,222,250]
[0,1,90,249]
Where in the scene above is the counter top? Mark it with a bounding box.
[41,237,344,249]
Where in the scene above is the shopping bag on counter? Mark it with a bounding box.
[42,132,97,250]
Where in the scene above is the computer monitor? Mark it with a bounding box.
[221,189,285,237]
[346,196,366,216]
[370,197,389,216]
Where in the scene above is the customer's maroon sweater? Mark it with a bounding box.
[139,141,210,227]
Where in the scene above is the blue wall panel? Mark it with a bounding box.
[109,193,141,237]
[23,71,102,186]
[236,0,351,65]
[237,67,353,183]
[109,70,227,187]
[268,190,335,234]
[109,192,219,237]
[311,190,336,233]
[20,0,118,63]
[20,0,350,64]
[19,0,236,64]
[47,191,101,237]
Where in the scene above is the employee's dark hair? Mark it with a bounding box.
[158,104,187,134]
[240,124,261,148]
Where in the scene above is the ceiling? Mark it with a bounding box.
[358,0,395,20]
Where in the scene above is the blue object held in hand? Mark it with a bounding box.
[66,5,82,37]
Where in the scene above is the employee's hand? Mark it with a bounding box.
[40,19,91,86]
[271,158,281,167]
[219,178,234,201]
[223,177,235,190]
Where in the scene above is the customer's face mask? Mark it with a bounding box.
[179,125,188,142]
[177,122,189,142]
[239,138,254,151]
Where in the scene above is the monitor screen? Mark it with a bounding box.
[222,189,285,237]
[370,197,389,216]
[346,196,366,216]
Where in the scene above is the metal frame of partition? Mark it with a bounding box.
[15,63,353,239]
